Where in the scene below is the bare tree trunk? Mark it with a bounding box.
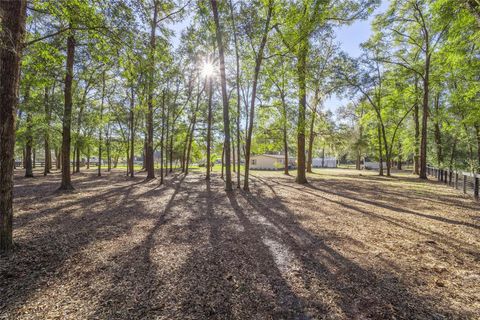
[211,0,233,191]
[129,85,135,178]
[433,92,443,166]
[243,2,273,191]
[206,77,213,181]
[307,99,317,173]
[160,90,166,184]
[44,86,51,175]
[98,71,105,177]
[145,1,158,180]
[296,46,308,184]
[377,124,384,176]
[0,0,26,254]
[413,77,420,175]
[229,0,241,188]
[281,94,289,175]
[59,26,75,191]
[24,85,33,178]
[475,123,480,171]
[419,52,431,179]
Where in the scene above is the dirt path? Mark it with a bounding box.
[1,168,479,319]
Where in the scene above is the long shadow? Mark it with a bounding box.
[239,178,469,318]
[87,174,188,319]
[311,183,479,230]
[0,172,182,317]
[256,175,480,260]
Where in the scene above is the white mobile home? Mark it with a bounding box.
[250,154,296,170]
[312,157,337,168]
[364,161,387,170]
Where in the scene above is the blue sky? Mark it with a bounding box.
[170,1,390,112]
[324,0,389,112]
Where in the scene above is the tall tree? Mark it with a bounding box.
[0,0,27,254]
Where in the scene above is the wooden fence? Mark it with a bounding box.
[427,166,479,200]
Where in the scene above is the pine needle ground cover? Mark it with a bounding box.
[1,168,479,319]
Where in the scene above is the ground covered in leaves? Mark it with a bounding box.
[1,167,479,319]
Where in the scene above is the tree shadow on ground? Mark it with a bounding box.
[0,171,181,316]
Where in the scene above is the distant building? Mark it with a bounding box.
[250,154,296,170]
[364,161,387,170]
[312,157,337,168]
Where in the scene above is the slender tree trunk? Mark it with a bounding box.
[145,1,158,180]
[433,92,443,166]
[307,98,317,173]
[413,77,420,175]
[475,123,480,170]
[211,0,233,191]
[169,122,174,173]
[44,86,51,175]
[160,91,166,184]
[164,93,170,177]
[0,0,26,254]
[281,94,289,175]
[206,77,213,181]
[98,71,105,177]
[243,3,272,191]
[106,129,111,172]
[221,143,225,180]
[129,86,135,178]
[419,52,431,179]
[24,86,33,178]
[229,0,241,188]
[86,145,90,169]
[186,79,202,175]
[377,124,384,176]
[59,26,75,191]
[32,148,36,168]
[296,43,308,184]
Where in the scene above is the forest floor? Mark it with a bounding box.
[1,167,479,319]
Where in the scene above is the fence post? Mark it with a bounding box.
[449,170,452,186]
[463,174,467,194]
[455,172,459,189]
[445,170,449,185]
[474,175,479,200]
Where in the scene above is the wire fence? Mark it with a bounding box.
[427,166,479,201]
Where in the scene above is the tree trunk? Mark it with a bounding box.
[129,85,135,178]
[475,123,480,171]
[86,145,90,169]
[98,71,105,177]
[160,90,166,184]
[282,94,289,175]
[433,92,443,166]
[229,0,241,188]
[145,1,158,180]
[59,26,75,191]
[296,43,308,184]
[307,97,317,173]
[24,86,33,178]
[206,77,213,181]
[211,0,232,191]
[243,3,272,191]
[0,0,27,254]
[377,124,384,176]
[44,86,51,175]
[419,52,430,179]
[413,77,420,175]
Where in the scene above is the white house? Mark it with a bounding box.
[312,157,337,168]
[250,154,296,170]
[364,161,387,170]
